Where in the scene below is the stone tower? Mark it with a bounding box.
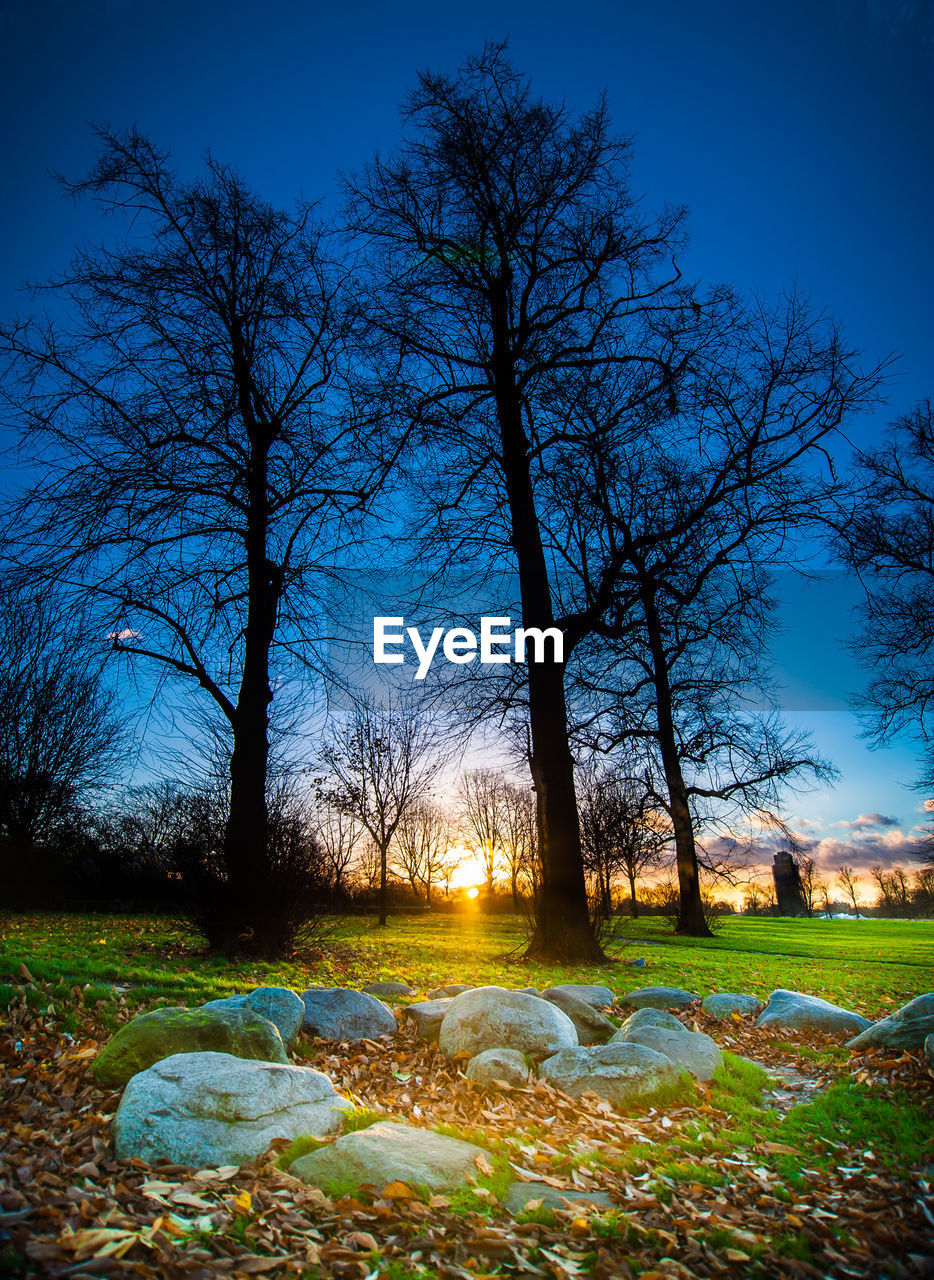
[772,851,807,916]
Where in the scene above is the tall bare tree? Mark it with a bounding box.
[0,130,376,953]
[547,291,875,933]
[347,45,714,961]
[349,46,880,950]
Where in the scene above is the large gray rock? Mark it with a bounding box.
[542,989,616,1045]
[113,1051,349,1167]
[403,998,455,1042]
[617,986,697,1011]
[623,1025,723,1081]
[438,986,578,1059]
[92,1006,288,1088]
[301,989,397,1041]
[756,989,871,1036]
[465,1047,531,1088]
[541,984,615,1011]
[611,1007,683,1041]
[846,993,934,1051]
[290,1121,487,1193]
[702,992,764,1020]
[428,984,475,1000]
[362,981,415,998]
[925,1033,934,1072]
[243,987,305,1050]
[539,1042,680,1106]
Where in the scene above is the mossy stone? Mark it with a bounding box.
[92,1005,288,1088]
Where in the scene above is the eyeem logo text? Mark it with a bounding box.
[373,616,564,680]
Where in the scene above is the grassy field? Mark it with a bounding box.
[1,910,930,1024]
[1,910,932,1278]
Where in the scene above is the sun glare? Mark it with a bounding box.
[466,886,480,899]
[448,847,487,889]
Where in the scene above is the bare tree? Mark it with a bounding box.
[456,769,508,898]
[0,588,123,848]
[499,781,539,908]
[798,854,826,918]
[837,864,863,917]
[578,766,667,919]
[871,863,912,916]
[393,801,450,905]
[316,802,363,899]
[838,401,934,749]
[0,129,378,954]
[321,693,442,925]
[346,45,708,961]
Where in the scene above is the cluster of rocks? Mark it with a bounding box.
[90,978,934,1200]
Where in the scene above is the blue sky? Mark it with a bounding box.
[1,0,931,874]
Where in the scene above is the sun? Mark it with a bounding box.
[447,846,487,890]
[466,886,480,899]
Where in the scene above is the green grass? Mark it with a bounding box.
[778,1081,934,1171]
[3,910,929,1020]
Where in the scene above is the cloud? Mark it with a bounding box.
[107,628,142,642]
[838,813,900,831]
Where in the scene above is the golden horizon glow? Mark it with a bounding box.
[466,886,480,899]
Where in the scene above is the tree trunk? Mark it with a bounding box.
[488,269,604,963]
[379,840,388,926]
[221,350,278,953]
[638,574,712,938]
[628,867,639,918]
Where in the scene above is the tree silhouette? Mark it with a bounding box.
[347,44,705,961]
[839,401,934,746]
[0,129,375,953]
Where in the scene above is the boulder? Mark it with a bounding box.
[290,1121,487,1193]
[610,1007,683,1040]
[617,986,697,1011]
[403,998,455,1042]
[516,987,541,997]
[845,993,934,1052]
[92,1006,288,1088]
[539,1042,680,1106]
[702,992,764,1020]
[113,1051,349,1166]
[362,981,416,998]
[504,1182,616,1215]
[428,984,475,1000]
[202,988,306,1048]
[301,989,397,1041]
[438,987,578,1059]
[541,984,615,1010]
[622,1025,723,1081]
[542,990,616,1045]
[201,994,248,1011]
[756,989,871,1036]
[242,987,305,1050]
[925,1033,934,1072]
[465,1047,531,1088]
